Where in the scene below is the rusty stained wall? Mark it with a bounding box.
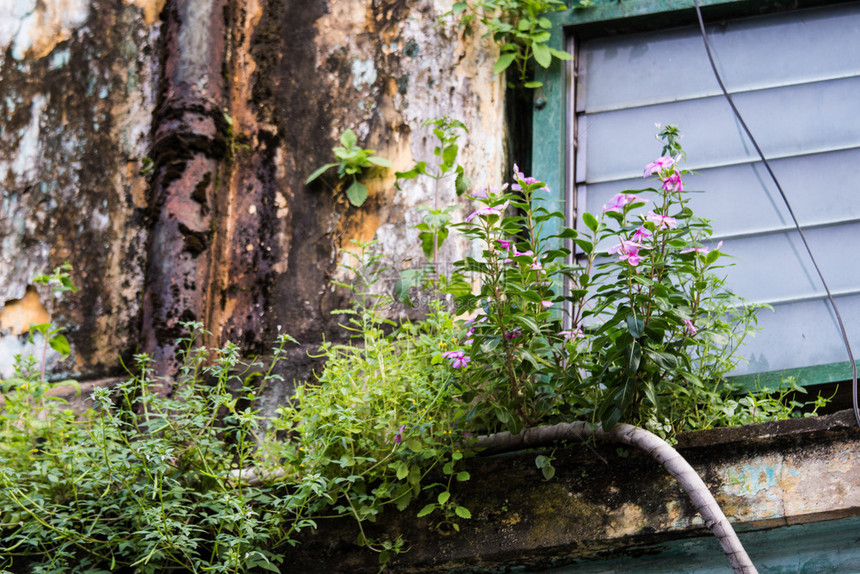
[0,0,505,381]
[226,0,505,354]
[0,0,160,378]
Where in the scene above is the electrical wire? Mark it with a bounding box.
[692,0,860,428]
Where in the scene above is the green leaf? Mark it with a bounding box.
[624,341,642,373]
[396,463,409,480]
[541,464,556,480]
[346,180,369,207]
[582,212,599,232]
[493,53,517,75]
[304,163,337,184]
[394,271,417,307]
[454,506,472,519]
[626,312,644,338]
[455,167,471,196]
[532,43,552,68]
[340,129,357,148]
[523,81,543,89]
[417,504,436,518]
[49,334,70,357]
[437,491,450,505]
[549,47,573,61]
[367,156,393,168]
[442,144,458,167]
[456,471,470,482]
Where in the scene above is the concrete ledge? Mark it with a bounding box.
[289,411,860,572]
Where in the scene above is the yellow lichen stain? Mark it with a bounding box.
[0,286,50,335]
[125,0,168,26]
[501,512,521,527]
[606,503,648,538]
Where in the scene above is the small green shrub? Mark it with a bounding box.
[305,129,392,207]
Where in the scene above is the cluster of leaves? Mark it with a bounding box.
[395,118,471,297]
[0,327,299,573]
[440,128,829,436]
[447,0,573,87]
[305,129,393,207]
[1,132,831,570]
[0,252,475,571]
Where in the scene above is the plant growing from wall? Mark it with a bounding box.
[447,0,573,87]
[305,128,393,207]
[1,136,830,573]
[395,117,471,297]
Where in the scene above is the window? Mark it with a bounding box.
[533,0,860,389]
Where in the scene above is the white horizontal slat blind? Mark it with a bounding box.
[574,3,860,376]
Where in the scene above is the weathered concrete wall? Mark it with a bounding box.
[0,0,160,378]
[287,410,860,573]
[0,0,504,383]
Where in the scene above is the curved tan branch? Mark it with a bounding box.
[477,421,758,574]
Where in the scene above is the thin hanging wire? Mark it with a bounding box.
[692,0,860,428]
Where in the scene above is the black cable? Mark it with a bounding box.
[692,0,860,428]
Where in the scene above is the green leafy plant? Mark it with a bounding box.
[395,117,471,301]
[0,134,831,572]
[447,0,573,87]
[442,127,828,436]
[305,128,393,207]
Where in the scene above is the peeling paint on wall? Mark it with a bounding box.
[0,285,49,334]
[0,0,158,379]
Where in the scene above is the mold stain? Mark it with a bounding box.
[0,286,50,334]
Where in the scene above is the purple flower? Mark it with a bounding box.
[541,300,554,309]
[683,319,698,336]
[442,350,470,369]
[661,170,684,193]
[394,424,406,443]
[643,156,676,177]
[497,239,512,250]
[603,193,645,213]
[646,211,678,230]
[608,239,647,266]
[504,327,522,340]
[465,201,509,223]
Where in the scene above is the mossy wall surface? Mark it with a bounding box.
[287,411,860,573]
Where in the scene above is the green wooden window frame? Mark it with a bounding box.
[531,0,859,391]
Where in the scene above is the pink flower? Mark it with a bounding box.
[683,319,698,336]
[471,187,489,199]
[661,170,684,193]
[631,226,651,242]
[608,239,647,266]
[497,239,512,250]
[646,211,678,230]
[643,156,676,177]
[681,241,722,255]
[603,193,645,213]
[442,350,470,369]
[541,300,553,308]
[560,327,584,341]
[512,164,549,193]
[465,201,509,223]
[530,261,543,270]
